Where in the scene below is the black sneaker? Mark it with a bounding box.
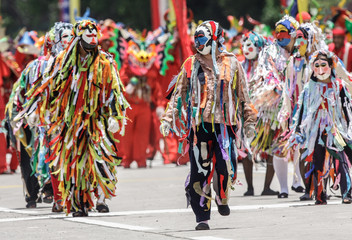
[315,200,327,205]
[26,201,36,208]
[96,203,110,213]
[261,188,279,196]
[195,222,210,230]
[216,201,230,216]
[72,207,88,217]
[291,186,305,193]
[299,193,313,201]
[278,192,288,198]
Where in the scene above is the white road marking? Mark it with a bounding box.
[87,208,193,217]
[192,237,233,240]
[228,201,336,210]
[0,207,39,215]
[0,215,66,223]
[65,218,155,231]
[0,200,341,224]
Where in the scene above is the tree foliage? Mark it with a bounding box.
[1,0,351,38]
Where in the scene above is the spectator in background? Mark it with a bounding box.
[328,27,352,72]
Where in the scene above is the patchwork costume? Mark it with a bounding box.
[291,50,352,204]
[161,21,256,228]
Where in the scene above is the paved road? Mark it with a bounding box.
[0,158,350,239]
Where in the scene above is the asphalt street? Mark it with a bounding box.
[0,157,351,240]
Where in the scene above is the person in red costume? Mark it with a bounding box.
[328,27,352,72]
[111,24,183,168]
[0,31,22,174]
[119,65,165,168]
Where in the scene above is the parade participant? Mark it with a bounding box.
[241,31,268,91]
[0,30,21,174]
[17,20,129,216]
[250,15,298,198]
[328,27,352,72]
[112,26,174,168]
[44,22,74,212]
[161,20,256,230]
[240,31,267,196]
[291,50,352,204]
[14,31,39,70]
[98,19,116,53]
[295,11,311,23]
[278,22,327,200]
[5,31,42,207]
[5,22,74,209]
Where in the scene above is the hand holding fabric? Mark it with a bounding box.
[295,131,305,144]
[160,121,171,136]
[245,125,255,138]
[27,111,39,128]
[156,106,165,120]
[108,116,120,133]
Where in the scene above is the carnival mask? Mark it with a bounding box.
[294,29,308,57]
[242,38,258,60]
[313,59,331,81]
[81,28,98,50]
[58,28,73,50]
[194,25,212,55]
[275,24,291,47]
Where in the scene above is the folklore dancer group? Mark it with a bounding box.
[1,7,352,231]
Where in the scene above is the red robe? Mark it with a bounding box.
[329,42,352,72]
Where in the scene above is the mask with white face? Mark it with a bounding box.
[313,59,331,81]
[58,28,73,51]
[81,28,98,50]
[194,24,212,55]
[294,29,308,57]
[242,38,258,60]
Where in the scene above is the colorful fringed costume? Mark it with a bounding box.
[241,31,268,99]
[6,23,74,208]
[291,51,352,204]
[162,45,256,222]
[250,16,299,157]
[18,20,129,214]
[250,42,291,155]
[5,56,45,206]
[275,23,329,197]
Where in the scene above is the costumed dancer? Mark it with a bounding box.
[278,22,328,201]
[0,31,21,174]
[17,20,129,216]
[250,15,298,197]
[160,21,256,230]
[6,23,73,209]
[290,50,352,204]
[5,31,41,208]
[40,22,74,211]
[240,31,267,196]
[114,26,172,168]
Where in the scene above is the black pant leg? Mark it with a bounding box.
[20,128,39,202]
[187,123,213,222]
[212,125,237,204]
[312,141,326,203]
[335,152,351,198]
